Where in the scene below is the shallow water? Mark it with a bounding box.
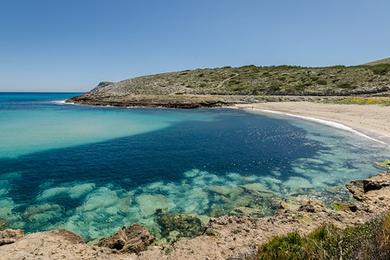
[0,93,389,240]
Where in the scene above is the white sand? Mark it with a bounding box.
[235,102,390,145]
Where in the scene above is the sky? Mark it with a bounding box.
[0,0,389,92]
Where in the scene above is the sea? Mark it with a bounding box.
[0,92,389,240]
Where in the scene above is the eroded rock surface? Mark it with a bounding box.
[0,229,130,260]
[97,224,154,254]
[0,229,24,246]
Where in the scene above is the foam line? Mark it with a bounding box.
[244,108,388,146]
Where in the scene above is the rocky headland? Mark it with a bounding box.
[67,62,390,108]
[1,171,390,259]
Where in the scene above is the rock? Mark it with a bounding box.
[0,229,24,246]
[231,207,264,217]
[331,202,358,212]
[155,210,205,241]
[241,183,273,195]
[0,217,8,230]
[346,180,365,201]
[362,179,390,192]
[207,185,243,197]
[347,175,390,201]
[0,229,120,260]
[97,224,154,254]
[53,229,85,244]
[136,194,173,217]
[298,200,325,213]
[92,81,115,92]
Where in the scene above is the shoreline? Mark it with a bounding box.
[2,99,390,259]
[235,102,390,146]
[235,106,388,146]
[2,171,390,259]
[61,98,390,146]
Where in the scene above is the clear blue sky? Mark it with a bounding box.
[0,0,389,92]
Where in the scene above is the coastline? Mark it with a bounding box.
[235,102,390,146]
[2,99,390,259]
[2,172,390,259]
[63,97,390,145]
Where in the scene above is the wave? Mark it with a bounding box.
[243,108,388,146]
[51,100,75,105]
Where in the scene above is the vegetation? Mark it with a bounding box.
[89,64,390,97]
[257,212,390,260]
[332,97,390,106]
[378,160,390,170]
[365,57,390,66]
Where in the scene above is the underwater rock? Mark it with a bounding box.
[241,183,273,195]
[207,185,243,197]
[155,210,205,241]
[37,183,95,201]
[0,229,24,246]
[22,203,63,223]
[136,194,173,217]
[97,224,154,253]
[0,218,8,230]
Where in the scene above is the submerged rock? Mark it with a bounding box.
[97,224,154,253]
[207,185,243,197]
[22,203,63,224]
[136,194,173,217]
[0,218,8,230]
[241,183,273,195]
[0,229,24,246]
[155,210,205,241]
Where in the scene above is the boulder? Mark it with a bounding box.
[0,229,24,246]
[298,200,325,213]
[347,175,390,201]
[97,224,154,253]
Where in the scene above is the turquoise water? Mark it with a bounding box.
[0,93,389,240]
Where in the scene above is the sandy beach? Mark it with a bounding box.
[235,102,390,145]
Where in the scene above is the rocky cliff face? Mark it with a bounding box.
[1,171,390,259]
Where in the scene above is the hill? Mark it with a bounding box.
[68,63,390,108]
[365,57,390,65]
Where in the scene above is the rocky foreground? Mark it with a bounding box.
[1,171,390,259]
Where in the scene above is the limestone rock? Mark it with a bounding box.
[298,200,325,213]
[0,229,24,246]
[347,174,390,201]
[97,224,154,254]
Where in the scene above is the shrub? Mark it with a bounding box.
[257,212,390,260]
[369,64,390,75]
[337,82,353,89]
[317,79,327,85]
[258,232,305,260]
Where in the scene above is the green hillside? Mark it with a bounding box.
[69,62,390,108]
